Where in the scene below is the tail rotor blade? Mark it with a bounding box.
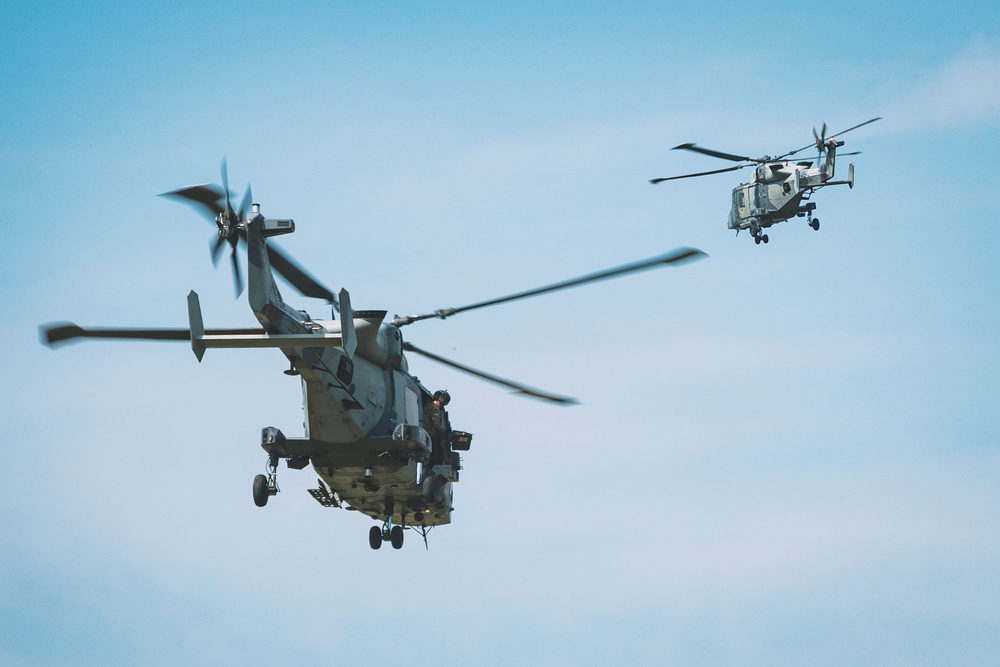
[237,183,253,223]
[210,236,226,266]
[231,243,244,298]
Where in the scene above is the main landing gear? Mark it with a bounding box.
[749,220,769,245]
[369,523,404,550]
[369,498,405,550]
[252,453,280,507]
[800,202,820,232]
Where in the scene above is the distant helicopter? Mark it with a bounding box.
[650,118,881,244]
[41,163,706,550]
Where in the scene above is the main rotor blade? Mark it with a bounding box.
[778,117,882,159]
[672,143,750,162]
[650,164,749,184]
[830,117,882,138]
[402,341,578,405]
[40,323,263,348]
[266,241,339,309]
[393,247,707,326]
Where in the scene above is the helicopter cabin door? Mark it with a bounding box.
[392,370,421,425]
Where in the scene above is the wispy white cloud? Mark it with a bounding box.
[882,37,1000,132]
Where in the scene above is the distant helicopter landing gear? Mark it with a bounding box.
[749,221,769,245]
[809,218,820,231]
[252,453,280,507]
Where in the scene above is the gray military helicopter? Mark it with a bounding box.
[41,163,706,550]
[650,118,881,244]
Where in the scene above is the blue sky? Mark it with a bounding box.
[2,2,999,665]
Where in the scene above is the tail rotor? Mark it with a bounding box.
[813,121,828,154]
[161,160,340,310]
[162,158,252,298]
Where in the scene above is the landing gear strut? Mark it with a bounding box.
[252,453,280,507]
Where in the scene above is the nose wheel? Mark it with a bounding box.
[809,218,820,231]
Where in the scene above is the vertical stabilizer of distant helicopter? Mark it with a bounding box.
[847,163,855,189]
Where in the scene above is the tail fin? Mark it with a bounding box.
[246,206,294,328]
[822,140,837,181]
[339,288,357,358]
[187,291,206,362]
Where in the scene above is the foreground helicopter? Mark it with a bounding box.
[41,164,706,549]
[650,118,881,244]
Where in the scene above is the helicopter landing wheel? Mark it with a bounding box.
[369,525,383,550]
[252,474,269,507]
[754,235,761,245]
[761,234,769,244]
[810,218,820,231]
[390,525,404,549]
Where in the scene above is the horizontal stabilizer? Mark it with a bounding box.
[195,332,344,350]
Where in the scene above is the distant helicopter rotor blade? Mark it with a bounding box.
[829,117,881,139]
[779,117,882,160]
[402,341,578,405]
[672,143,751,162]
[650,163,750,184]
[393,247,706,326]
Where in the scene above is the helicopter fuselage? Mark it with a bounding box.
[728,140,847,236]
[652,119,881,243]
[244,211,465,530]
